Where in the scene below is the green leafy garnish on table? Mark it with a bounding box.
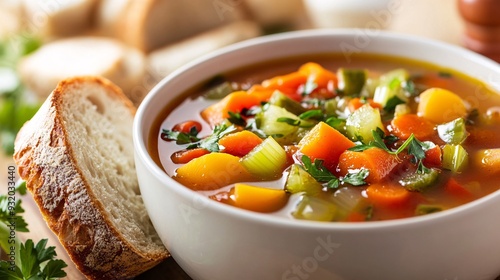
[0,34,42,155]
[0,181,68,279]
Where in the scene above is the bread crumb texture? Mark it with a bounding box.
[14,76,169,280]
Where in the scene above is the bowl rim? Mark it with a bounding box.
[134,28,500,231]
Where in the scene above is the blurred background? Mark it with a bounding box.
[0,0,496,279]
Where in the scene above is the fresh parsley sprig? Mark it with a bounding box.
[301,155,369,189]
[349,128,434,174]
[161,126,200,145]
[0,239,67,280]
[0,181,67,279]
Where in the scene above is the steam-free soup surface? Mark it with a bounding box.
[153,54,500,222]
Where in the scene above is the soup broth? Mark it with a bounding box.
[151,53,500,222]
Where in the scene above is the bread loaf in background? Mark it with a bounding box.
[117,0,247,52]
[147,20,261,82]
[20,0,98,39]
[13,76,169,280]
[18,37,146,104]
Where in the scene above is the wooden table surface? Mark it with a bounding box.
[3,0,493,279]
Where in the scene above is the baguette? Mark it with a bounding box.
[13,76,169,280]
[118,0,246,52]
[147,20,261,82]
[18,37,146,105]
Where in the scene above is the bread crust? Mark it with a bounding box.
[14,76,168,280]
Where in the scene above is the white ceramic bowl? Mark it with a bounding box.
[134,30,500,280]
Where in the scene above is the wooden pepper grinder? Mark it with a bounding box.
[458,0,500,62]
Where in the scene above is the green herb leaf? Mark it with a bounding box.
[341,168,369,186]
[301,155,340,189]
[161,127,200,145]
[198,124,237,152]
[227,111,246,126]
[298,109,323,120]
[302,75,318,96]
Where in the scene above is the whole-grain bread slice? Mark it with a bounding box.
[13,76,169,280]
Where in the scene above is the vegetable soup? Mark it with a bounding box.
[151,54,500,222]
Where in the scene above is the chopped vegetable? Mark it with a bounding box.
[292,195,337,221]
[285,164,323,196]
[437,117,468,144]
[240,136,287,179]
[201,90,270,127]
[338,147,400,184]
[232,183,288,213]
[170,148,210,164]
[444,178,473,201]
[269,90,306,115]
[174,153,255,190]
[472,148,500,175]
[399,168,439,192]
[442,144,469,172]
[257,104,301,140]
[415,204,443,215]
[219,130,263,157]
[337,68,367,96]
[346,104,384,143]
[417,88,467,123]
[391,113,436,141]
[366,183,411,207]
[298,122,355,172]
[329,187,367,219]
[373,68,410,110]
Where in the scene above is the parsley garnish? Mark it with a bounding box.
[349,129,434,174]
[0,181,67,279]
[302,75,318,96]
[161,126,200,145]
[301,155,369,189]
[227,111,246,126]
[0,239,67,280]
[190,124,237,152]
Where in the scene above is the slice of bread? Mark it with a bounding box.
[117,0,246,52]
[13,76,169,280]
[147,20,261,82]
[18,37,146,105]
[20,0,98,39]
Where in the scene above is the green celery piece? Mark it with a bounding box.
[257,104,299,138]
[292,195,337,222]
[203,81,235,99]
[437,118,468,144]
[346,104,384,143]
[285,164,323,196]
[329,187,366,220]
[240,136,287,179]
[373,68,410,108]
[399,168,439,192]
[415,204,444,215]
[337,68,367,96]
[442,144,469,172]
[269,90,306,115]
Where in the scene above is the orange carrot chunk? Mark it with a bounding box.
[347,97,382,113]
[444,178,473,202]
[201,91,268,127]
[174,153,255,191]
[391,113,437,141]
[298,62,338,89]
[219,130,263,157]
[171,148,210,164]
[232,183,288,213]
[423,145,442,168]
[338,148,400,184]
[366,183,411,207]
[298,122,355,173]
